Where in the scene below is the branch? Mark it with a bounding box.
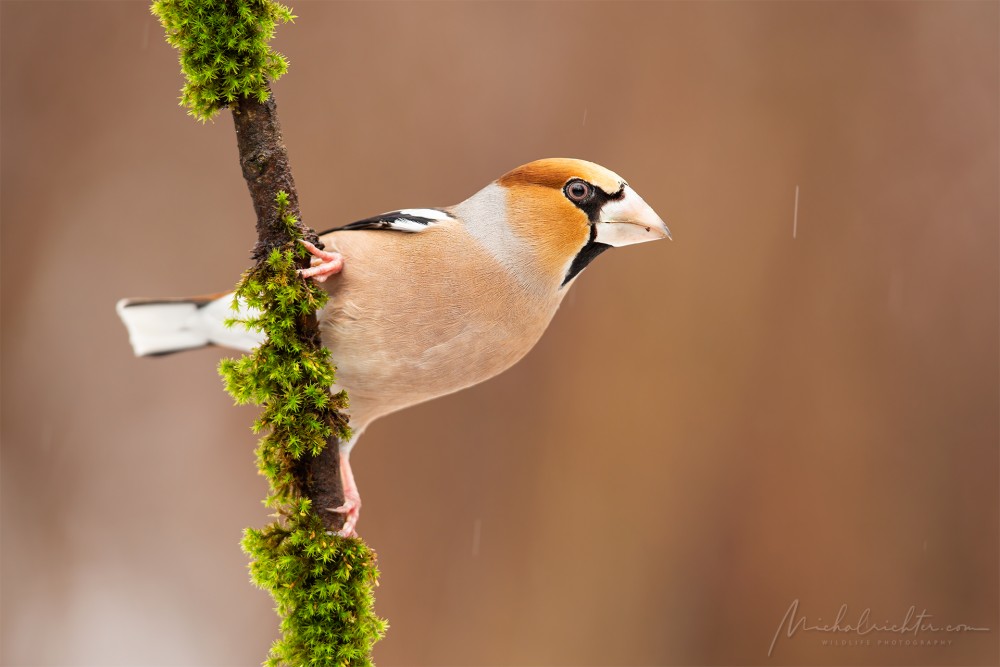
[152,2,386,661]
[232,91,317,259]
[230,89,346,533]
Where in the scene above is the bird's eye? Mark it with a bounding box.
[565,179,593,203]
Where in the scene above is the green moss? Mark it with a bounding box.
[244,514,386,667]
[151,0,294,120]
[219,193,387,666]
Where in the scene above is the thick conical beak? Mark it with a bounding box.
[594,185,671,246]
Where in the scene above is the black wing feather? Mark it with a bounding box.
[317,209,451,236]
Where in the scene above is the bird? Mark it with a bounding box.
[117,158,670,536]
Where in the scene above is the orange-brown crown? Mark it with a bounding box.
[498,158,626,194]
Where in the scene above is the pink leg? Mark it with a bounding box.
[327,452,361,537]
[297,240,344,283]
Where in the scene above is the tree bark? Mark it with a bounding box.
[231,88,346,532]
[231,89,320,259]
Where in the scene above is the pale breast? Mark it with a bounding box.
[315,224,564,429]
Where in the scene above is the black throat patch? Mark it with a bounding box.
[562,224,612,286]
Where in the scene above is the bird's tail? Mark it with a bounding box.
[115,292,266,357]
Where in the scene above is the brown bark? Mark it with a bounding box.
[299,433,344,523]
[231,88,346,533]
[231,89,320,259]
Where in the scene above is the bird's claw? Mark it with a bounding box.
[298,240,344,283]
[326,496,361,538]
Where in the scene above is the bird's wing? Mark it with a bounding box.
[317,208,454,235]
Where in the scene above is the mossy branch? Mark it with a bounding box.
[218,203,385,666]
[151,1,387,664]
[152,0,293,121]
[218,201,350,509]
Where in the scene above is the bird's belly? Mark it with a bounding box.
[322,302,546,428]
[329,318,532,425]
[315,230,560,428]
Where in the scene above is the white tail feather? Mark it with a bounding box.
[116,294,266,356]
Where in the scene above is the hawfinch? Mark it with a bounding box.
[117,158,670,535]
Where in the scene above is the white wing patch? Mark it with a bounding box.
[322,208,454,235]
[398,208,452,221]
[373,218,434,233]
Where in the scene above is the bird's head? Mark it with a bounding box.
[454,158,670,292]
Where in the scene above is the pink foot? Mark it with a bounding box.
[328,497,360,538]
[326,452,361,537]
[297,240,343,283]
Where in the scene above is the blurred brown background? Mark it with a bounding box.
[2,1,997,666]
